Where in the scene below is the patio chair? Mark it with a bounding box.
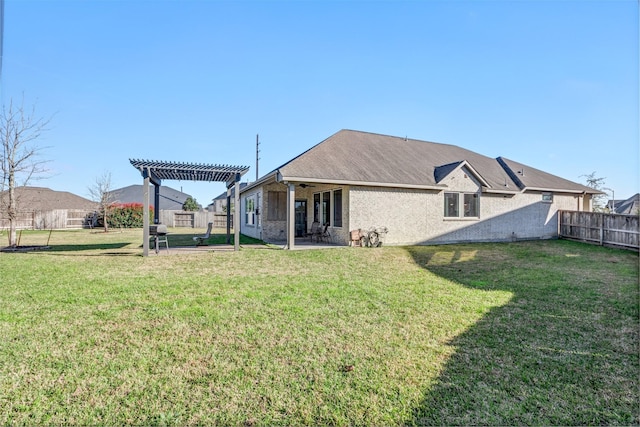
[307,221,321,241]
[193,222,213,246]
[350,229,363,247]
[317,223,331,243]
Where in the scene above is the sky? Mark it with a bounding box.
[2,0,638,206]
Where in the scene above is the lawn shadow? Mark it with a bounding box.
[403,242,639,426]
[2,242,136,256]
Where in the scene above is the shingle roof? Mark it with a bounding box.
[108,185,193,211]
[0,187,97,211]
[612,193,640,214]
[257,129,596,194]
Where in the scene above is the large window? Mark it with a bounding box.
[444,192,479,218]
[333,189,342,227]
[322,191,331,225]
[267,191,286,221]
[313,190,343,227]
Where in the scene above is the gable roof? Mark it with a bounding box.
[611,193,639,214]
[245,129,598,194]
[0,186,97,211]
[108,185,194,211]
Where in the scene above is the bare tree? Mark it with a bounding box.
[580,171,607,212]
[88,171,114,232]
[0,97,51,247]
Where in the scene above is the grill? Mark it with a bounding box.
[149,224,169,253]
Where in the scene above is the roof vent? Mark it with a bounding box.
[518,169,525,176]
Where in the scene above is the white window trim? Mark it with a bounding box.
[443,191,480,220]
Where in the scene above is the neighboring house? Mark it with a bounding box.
[0,186,97,211]
[108,185,196,211]
[0,186,98,229]
[608,194,640,215]
[207,183,247,212]
[239,129,599,247]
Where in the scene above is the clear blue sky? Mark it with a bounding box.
[2,0,638,205]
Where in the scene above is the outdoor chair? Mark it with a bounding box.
[317,223,331,243]
[350,229,363,246]
[307,221,321,241]
[193,222,213,246]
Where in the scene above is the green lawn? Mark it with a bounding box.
[0,229,638,425]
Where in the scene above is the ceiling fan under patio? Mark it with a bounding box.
[298,183,316,188]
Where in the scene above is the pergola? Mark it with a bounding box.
[129,159,249,256]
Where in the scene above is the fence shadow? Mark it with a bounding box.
[403,242,638,426]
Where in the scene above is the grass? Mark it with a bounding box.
[0,228,638,425]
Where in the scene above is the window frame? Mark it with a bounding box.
[444,191,480,219]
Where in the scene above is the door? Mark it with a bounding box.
[295,200,307,237]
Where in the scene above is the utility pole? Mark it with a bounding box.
[256,134,260,181]
[603,187,615,213]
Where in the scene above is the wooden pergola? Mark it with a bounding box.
[129,159,249,256]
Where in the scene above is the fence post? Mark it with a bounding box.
[599,212,604,246]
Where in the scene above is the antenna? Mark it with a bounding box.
[256,134,260,181]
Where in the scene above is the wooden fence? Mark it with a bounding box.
[559,210,639,251]
[0,209,95,230]
[1,210,230,230]
[157,210,229,228]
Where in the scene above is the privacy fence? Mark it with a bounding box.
[559,210,639,251]
[1,209,230,230]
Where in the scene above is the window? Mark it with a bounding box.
[267,191,286,221]
[464,193,479,217]
[333,189,342,227]
[245,197,255,225]
[444,192,480,218]
[313,193,320,223]
[322,191,331,225]
[542,193,553,203]
[444,193,459,217]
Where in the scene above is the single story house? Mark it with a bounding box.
[108,185,196,211]
[239,129,599,248]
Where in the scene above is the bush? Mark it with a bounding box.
[99,203,154,228]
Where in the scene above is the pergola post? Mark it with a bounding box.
[154,185,160,224]
[234,174,241,251]
[286,182,295,250]
[226,188,232,244]
[142,171,150,257]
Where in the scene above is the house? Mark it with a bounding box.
[0,186,98,229]
[207,183,247,212]
[108,185,196,211]
[239,129,599,248]
[608,194,640,215]
[0,186,97,211]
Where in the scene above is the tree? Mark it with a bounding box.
[0,97,51,247]
[88,171,115,232]
[182,196,199,211]
[581,171,607,212]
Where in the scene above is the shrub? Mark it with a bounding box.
[100,203,154,228]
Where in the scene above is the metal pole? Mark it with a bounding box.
[256,134,260,181]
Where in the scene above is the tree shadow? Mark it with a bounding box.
[404,241,639,426]
[2,242,135,256]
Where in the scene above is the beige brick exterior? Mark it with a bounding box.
[242,167,588,246]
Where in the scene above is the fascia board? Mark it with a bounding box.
[279,176,446,191]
